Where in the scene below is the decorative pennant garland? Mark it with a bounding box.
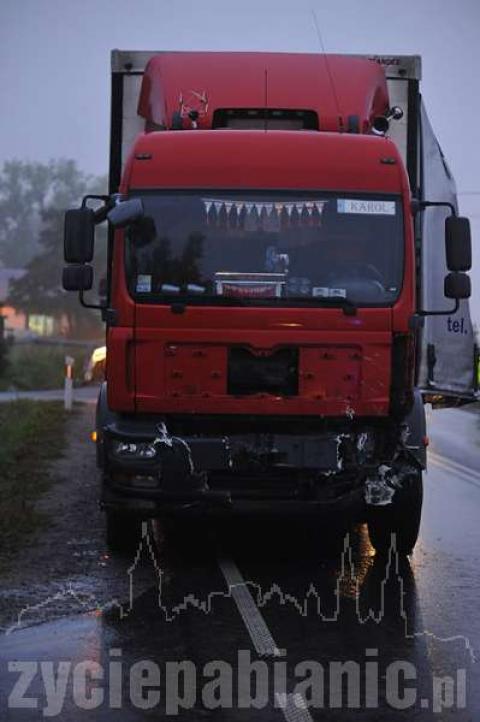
[202,199,325,230]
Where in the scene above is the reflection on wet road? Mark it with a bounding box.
[0,407,479,720]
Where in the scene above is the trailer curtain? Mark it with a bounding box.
[417,100,475,398]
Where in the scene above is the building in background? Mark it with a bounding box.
[0,267,62,338]
[0,268,26,338]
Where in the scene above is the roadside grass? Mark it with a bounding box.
[0,343,90,391]
[0,400,70,562]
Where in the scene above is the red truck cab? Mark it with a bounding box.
[110,130,414,417]
[63,52,474,554]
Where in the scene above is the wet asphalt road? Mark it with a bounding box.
[0,386,98,404]
[0,405,479,720]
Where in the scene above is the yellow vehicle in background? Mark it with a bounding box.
[84,345,106,383]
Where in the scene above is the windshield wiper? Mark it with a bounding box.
[161,294,356,314]
[166,295,249,312]
[317,297,357,315]
[287,296,357,315]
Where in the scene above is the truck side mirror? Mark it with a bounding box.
[63,264,93,292]
[107,198,144,228]
[444,271,471,299]
[64,208,95,263]
[445,216,472,271]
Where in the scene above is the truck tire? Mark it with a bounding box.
[106,511,144,554]
[367,470,423,556]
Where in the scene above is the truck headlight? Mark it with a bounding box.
[112,440,157,459]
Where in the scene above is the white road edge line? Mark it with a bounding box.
[428,451,480,479]
[428,451,480,489]
[218,557,314,722]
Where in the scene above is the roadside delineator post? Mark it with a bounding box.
[64,355,74,411]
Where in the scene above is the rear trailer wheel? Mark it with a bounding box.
[106,511,145,553]
[367,470,423,556]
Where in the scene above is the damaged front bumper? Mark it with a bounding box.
[97,417,395,519]
[95,377,428,518]
[364,463,420,507]
[100,473,367,519]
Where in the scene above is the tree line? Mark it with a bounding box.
[0,159,106,339]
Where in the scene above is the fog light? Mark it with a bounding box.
[112,440,157,459]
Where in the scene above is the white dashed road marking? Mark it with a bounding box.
[218,557,314,722]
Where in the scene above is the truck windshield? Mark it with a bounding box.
[125,191,404,306]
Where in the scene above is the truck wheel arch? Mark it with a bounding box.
[96,382,117,469]
[402,388,427,469]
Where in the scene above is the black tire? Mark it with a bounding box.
[367,470,423,556]
[106,511,145,554]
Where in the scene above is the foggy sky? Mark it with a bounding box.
[1,0,479,322]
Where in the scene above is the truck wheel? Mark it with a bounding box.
[106,511,144,553]
[367,470,423,556]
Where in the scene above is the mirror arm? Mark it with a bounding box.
[79,289,106,311]
[417,299,459,317]
[80,194,114,224]
[81,194,110,208]
[93,205,110,224]
[411,199,457,216]
[79,291,117,325]
[73,195,118,317]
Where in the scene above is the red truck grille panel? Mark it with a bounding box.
[163,343,362,401]
[300,347,361,401]
[164,344,226,398]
